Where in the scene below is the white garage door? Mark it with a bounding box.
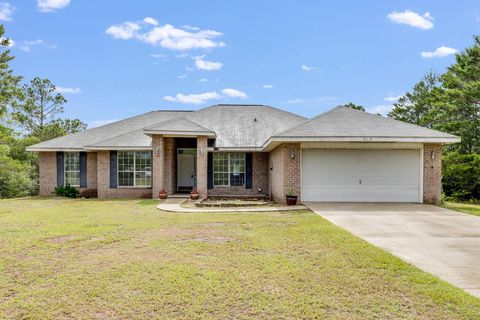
[301,149,421,202]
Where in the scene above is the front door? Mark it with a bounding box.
[177,148,196,191]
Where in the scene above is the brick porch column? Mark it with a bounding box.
[152,135,164,199]
[196,136,208,199]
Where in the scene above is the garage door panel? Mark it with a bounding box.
[301,149,420,202]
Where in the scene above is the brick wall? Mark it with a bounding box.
[268,143,301,204]
[208,152,269,196]
[97,150,152,199]
[39,152,57,196]
[423,143,442,204]
[196,136,208,198]
[86,152,97,189]
[164,137,176,194]
[151,135,164,199]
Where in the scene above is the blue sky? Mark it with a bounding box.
[3,0,480,127]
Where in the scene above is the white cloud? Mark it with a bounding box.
[384,95,402,102]
[37,0,70,12]
[222,88,247,98]
[387,10,434,30]
[106,18,225,51]
[106,22,141,40]
[55,86,81,94]
[367,105,393,116]
[143,17,158,26]
[183,25,200,31]
[421,46,458,58]
[164,91,220,104]
[89,119,119,128]
[177,74,187,79]
[287,98,304,104]
[301,64,317,72]
[198,78,208,82]
[0,2,13,21]
[262,84,273,89]
[19,39,44,52]
[194,56,223,70]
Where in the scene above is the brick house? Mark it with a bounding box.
[27,105,459,204]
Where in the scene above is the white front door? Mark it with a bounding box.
[301,149,421,202]
[177,149,196,190]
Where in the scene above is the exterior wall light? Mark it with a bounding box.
[289,149,296,159]
[430,150,435,160]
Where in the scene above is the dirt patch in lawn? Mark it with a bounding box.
[44,235,80,244]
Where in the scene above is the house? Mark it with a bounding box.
[26,104,460,204]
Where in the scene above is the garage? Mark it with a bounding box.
[301,149,422,202]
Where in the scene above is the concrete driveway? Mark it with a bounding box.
[304,202,480,298]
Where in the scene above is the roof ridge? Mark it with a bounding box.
[144,116,214,132]
[270,105,342,137]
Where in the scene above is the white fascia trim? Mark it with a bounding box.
[143,130,216,137]
[26,147,85,152]
[84,146,152,151]
[262,136,461,150]
[207,147,264,152]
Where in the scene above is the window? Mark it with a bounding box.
[213,153,245,187]
[64,152,80,186]
[118,151,152,187]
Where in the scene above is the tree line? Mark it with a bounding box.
[0,25,86,198]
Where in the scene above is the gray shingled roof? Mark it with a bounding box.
[274,106,459,140]
[181,104,307,148]
[144,117,215,135]
[26,111,190,150]
[27,104,459,151]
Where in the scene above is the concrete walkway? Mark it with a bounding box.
[305,202,480,298]
[157,198,307,213]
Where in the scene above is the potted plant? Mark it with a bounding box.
[286,189,297,206]
[190,188,199,200]
[159,189,168,199]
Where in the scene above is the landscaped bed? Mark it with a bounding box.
[196,198,274,208]
[0,198,479,319]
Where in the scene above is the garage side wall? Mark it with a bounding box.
[423,143,442,204]
[269,143,301,204]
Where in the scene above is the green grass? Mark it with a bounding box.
[0,198,479,319]
[443,201,480,217]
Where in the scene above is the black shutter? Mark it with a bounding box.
[79,152,87,188]
[110,151,117,188]
[245,153,253,189]
[56,152,64,187]
[207,152,213,189]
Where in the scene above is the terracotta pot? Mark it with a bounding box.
[159,191,168,199]
[286,195,297,206]
[190,192,199,200]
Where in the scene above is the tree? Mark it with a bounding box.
[13,77,67,132]
[388,72,440,128]
[12,77,87,141]
[432,36,480,154]
[0,25,21,119]
[344,102,365,111]
[0,145,35,198]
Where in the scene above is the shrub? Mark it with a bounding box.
[0,145,35,198]
[442,152,480,201]
[54,184,79,198]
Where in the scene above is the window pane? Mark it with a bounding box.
[213,153,229,186]
[64,152,80,186]
[135,171,151,187]
[118,172,134,187]
[118,151,134,172]
[229,153,245,186]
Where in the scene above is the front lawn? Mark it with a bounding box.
[443,201,480,217]
[0,198,479,319]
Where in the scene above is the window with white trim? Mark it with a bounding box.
[64,152,80,186]
[118,151,152,187]
[213,153,245,187]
